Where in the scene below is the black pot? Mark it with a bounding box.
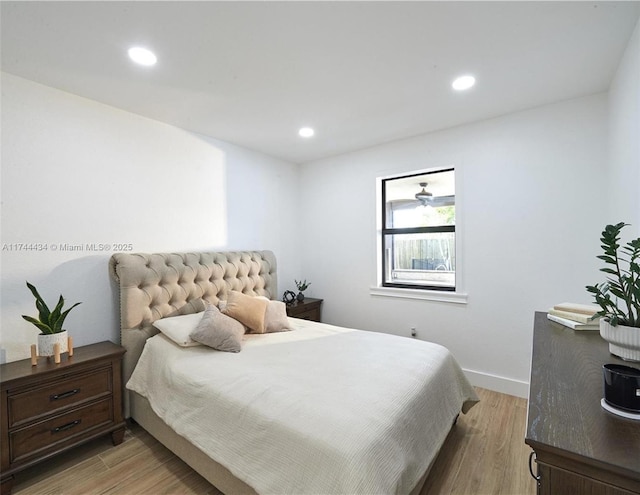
[603,364,640,413]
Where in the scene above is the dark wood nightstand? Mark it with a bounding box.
[0,341,126,495]
[286,298,323,322]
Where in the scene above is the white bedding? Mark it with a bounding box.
[127,318,478,495]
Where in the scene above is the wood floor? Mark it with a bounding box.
[13,388,536,495]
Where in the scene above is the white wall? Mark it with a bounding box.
[299,94,608,397]
[3,24,635,392]
[0,73,300,363]
[608,18,640,236]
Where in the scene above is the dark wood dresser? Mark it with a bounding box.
[286,298,323,322]
[0,341,126,495]
[526,312,640,494]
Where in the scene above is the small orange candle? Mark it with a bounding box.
[30,344,37,366]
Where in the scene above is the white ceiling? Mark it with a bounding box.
[2,1,639,164]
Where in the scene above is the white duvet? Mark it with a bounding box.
[127,318,478,495]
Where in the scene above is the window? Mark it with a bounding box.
[381,168,456,291]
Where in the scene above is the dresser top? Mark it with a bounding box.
[1,341,125,384]
[526,312,640,477]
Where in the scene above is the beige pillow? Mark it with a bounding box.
[223,291,268,333]
[257,296,291,333]
[190,305,244,352]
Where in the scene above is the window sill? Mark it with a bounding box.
[369,286,468,304]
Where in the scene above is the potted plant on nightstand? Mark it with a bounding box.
[295,279,311,302]
[586,222,640,361]
[22,282,81,357]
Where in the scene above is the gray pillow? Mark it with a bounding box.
[190,305,244,352]
[258,297,291,333]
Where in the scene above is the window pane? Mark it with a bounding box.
[384,170,455,228]
[390,204,455,228]
[384,232,455,289]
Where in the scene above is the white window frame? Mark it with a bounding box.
[371,166,467,304]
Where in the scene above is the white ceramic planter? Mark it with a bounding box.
[37,330,69,357]
[600,319,640,362]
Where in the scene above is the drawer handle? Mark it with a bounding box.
[528,451,541,485]
[52,419,81,434]
[50,388,80,401]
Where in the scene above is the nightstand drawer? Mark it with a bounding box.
[8,368,112,428]
[292,309,320,321]
[9,398,113,463]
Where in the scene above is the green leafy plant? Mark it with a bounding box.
[295,279,311,292]
[21,282,82,334]
[586,222,640,327]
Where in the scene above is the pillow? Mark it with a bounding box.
[152,312,204,347]
[223,291,268,333]
[257,296,291,333]
[190,305,244,352]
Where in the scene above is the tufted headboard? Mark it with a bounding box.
[109,250,277,415]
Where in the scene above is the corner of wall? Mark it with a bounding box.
[607,16,640,235]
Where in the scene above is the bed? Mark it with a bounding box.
[109,250,478,495]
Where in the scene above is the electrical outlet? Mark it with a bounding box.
[410,327,417,337]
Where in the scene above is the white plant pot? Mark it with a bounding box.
[600,319,640,362]
[37,330,69,357]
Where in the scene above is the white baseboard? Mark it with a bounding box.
[463,368,529,399]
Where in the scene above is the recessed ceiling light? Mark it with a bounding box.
[128,47,157,66]
[452,75,476,91]
[298,127,315,138]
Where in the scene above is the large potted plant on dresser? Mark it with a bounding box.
[586,222,640,361]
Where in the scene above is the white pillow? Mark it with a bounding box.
[152,312,204,347]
